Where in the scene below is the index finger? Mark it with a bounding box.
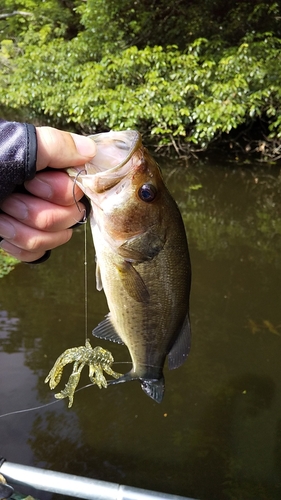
[24,170,84,206]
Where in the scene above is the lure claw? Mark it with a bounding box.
[45,339,122,407]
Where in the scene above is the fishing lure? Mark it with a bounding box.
[45,339,122,408]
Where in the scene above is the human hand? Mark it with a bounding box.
[0,127,96,262]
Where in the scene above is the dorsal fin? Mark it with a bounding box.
[92,314,124,344]
[168,313,191,370]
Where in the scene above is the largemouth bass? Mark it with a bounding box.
[68,130,191,403]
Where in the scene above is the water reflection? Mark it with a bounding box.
[0,310,19,352]
[1,158,281,500]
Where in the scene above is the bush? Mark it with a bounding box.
[0,1,281,158]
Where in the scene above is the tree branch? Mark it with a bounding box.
[0,11,33,19]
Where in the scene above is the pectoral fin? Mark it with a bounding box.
[118,228,165,263]
[92,314,124,344]
[168,313,191,370]
[95,260,103,291]
[116,260,150,303]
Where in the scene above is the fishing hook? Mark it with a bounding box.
[72,169,89,225]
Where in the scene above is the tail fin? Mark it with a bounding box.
[107,372,165,403]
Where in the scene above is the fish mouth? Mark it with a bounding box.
[67,130,143,195]
[86,130,142,176]
[107,371,165,403]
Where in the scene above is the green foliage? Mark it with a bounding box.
[0,0,281,157]
[0,249,19,277]
[0,0,81,41]
[74,0,281,51]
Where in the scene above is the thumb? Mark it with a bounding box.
[35,126,96,171]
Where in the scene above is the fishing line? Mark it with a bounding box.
[84,220,88,343]
[0,361,163,419]
[71,168,89,342]
[0,384,94,419]
[0,364,129,420]
[0,399,59,419]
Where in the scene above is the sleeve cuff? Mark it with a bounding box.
[25,123,37,181]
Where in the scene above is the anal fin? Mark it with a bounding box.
[92,314,124,344]
[95,259,103,291]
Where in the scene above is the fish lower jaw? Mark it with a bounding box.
[131,367,165,404]
[139,377,165,403]
[107,369,165,403]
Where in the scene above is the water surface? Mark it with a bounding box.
[1,156,281,500]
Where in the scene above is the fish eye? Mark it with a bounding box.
[115,140,129,151]
[138,183,157,202]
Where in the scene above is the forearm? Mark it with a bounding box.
[0,120,37,202]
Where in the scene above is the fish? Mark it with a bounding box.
[68,130,191,403]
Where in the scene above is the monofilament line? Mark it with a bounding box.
[84,220,88,342]
[71,169,89,343]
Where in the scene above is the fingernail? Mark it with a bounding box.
[0,240,21,258]
[1,198,28,220]
[25,177,53,199]
[0,219,16,239]
[71,134,96,157]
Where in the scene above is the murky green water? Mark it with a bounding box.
[1,156,281,500]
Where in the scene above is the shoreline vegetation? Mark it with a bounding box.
[0,249,19,278]
[0,0,280,162]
